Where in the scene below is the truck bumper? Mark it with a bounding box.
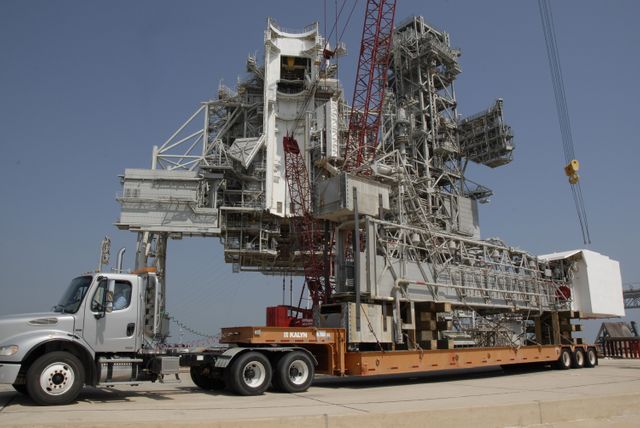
[0,363,21,384]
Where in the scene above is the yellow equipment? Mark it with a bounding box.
[564,159,580,184]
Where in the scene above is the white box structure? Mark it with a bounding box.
[541,249,625,318]
[263,20,323,217]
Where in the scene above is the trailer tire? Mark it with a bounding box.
[554,348,572,370]
[26,351,84,405]
[571,348,585,368]
[190,366,225,390]
[273,351,314,393]
[585,347,598,368]
[226,351,272,396]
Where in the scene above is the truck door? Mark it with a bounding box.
[83,277,139,353]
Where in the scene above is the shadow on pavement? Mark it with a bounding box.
[312,364,554,389]
[0,385,237,409]
[0,364,558,407]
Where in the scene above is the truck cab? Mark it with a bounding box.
[0,271,178,405]
[0,266,321,406]
[59,273,142,353]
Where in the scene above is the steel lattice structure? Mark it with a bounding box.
[624,284,640,309]
[116,14,596,349]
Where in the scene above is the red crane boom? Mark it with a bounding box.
[282,0,397,312]
[282,135,328,308]
[343,0,397,172]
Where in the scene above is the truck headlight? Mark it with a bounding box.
[0,345,18,356]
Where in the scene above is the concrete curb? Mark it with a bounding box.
[11,392,640,428]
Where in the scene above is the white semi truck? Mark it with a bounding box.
[0,264,334,405]
[0,255,615,406]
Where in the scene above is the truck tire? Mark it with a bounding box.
[26,351,85,405]
[554,348,572,370]
[190,366,225,390]
[12,384,28,395]
[571,348,585,368]
[273,351,314,393]
[225,351,272,396]
[585,348,598,368]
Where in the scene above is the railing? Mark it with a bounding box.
[268,18,318,35]
[599,338,640,359]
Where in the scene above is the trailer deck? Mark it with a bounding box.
[219,326,593,377]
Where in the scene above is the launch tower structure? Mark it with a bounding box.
[116,16,619,348]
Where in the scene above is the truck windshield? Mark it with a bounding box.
[52,276,93,314]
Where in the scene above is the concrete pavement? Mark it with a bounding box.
[1,359,639,427]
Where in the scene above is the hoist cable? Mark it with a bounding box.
[338,0,360,42]
[538,0,591,244]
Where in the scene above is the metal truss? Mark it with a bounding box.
[343,0,397,171]
[152,92,263,173]
[370,217,570,313]
[624,283,640,309]
[458,99,514,168]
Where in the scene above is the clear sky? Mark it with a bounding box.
[1,0,638,343]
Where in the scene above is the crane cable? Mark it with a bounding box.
[538,0,591,244]
[322,0,360,54]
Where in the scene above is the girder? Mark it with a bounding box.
[624,285,640,309]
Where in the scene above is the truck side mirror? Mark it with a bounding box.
[94,282,108,319]
[105,279,115,314]
[93,277,113,319]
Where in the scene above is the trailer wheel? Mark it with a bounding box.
[571,348,585,368]
[554,348,572,370]
[190,366,225,390]
[273,351,315,393]
[585,347,598,368]
[226,351,272,396]
[26,351,84,405]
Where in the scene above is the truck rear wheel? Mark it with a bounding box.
[190,366,225,390]
[226,351,272,396]
[26,351,85,405]
[554,348,572,370]
[571,348,585,368]
[273,351,314,393]
[585,348,598,368]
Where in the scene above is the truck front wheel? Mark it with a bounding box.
[226,351,272,396]
[26,351,85,405]
[273,351,314,393]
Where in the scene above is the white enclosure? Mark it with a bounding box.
[541,249,625,318]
